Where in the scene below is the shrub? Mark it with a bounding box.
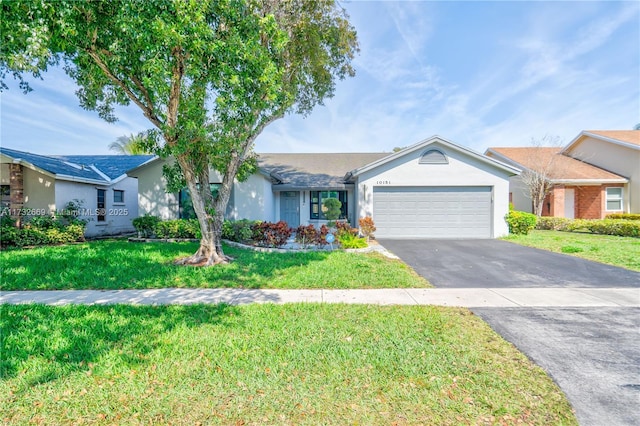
[335,221,357,237]
[605,213,640,221]
[222,219,260,243]
[585,219,639,237]
[132,214,160,237]
[505,210,537,235]
[252,221,292,248]
[155,219,201,239]
[337,232,367,249]
[358,216,376,240]
[294,224,330,248]
[0,215,86,247]
[536,217,573,231]
[322,198,342,225]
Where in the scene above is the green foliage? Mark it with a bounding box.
[0,215,86,247]
[322,197,342,223]
[0,0,358,261]
[55,199,88,226]
[252,221,292,248]
[505,210,538,235]
[358,216,376,240]
[132,214,160,238]
[337,232,368,249]
[537,217,639,238]
[585,219,639,237]
[221,219,261,243]
[155,219,201,239]
[605,213,640,221]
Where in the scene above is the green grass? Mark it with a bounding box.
[503,230,640,271]
[0,240,428,290]
[0,303,577,425]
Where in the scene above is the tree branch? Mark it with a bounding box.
[85,48,164,129]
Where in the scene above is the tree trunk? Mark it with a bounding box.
[173,155,231,266]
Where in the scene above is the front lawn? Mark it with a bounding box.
[0,303,577,425]
[0,240,428,291]
[503,230,640,271]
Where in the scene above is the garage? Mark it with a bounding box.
[372,186,492,238]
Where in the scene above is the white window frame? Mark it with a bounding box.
[605,187,623,211]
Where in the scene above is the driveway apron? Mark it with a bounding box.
[379,238,640,426]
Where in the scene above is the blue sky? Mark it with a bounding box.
[1,1,638,156]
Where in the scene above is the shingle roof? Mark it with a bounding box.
[257,153,390,188]
[56,155,155,180]
[487,147,627,181]
[584,130,640,146]
[1,147,153,183]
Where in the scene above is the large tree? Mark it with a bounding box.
[519,135,565,217]
[1,0,358,265]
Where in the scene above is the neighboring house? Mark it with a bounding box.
[485,130,639,219]
[0,148,154,236]
[127,136,519,239]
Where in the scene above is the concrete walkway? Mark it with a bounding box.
[1,287,638,307]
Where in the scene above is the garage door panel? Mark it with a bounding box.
[373,186,492,239]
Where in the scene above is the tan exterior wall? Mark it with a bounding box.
[23,167,56,213]
[567,137,640,213]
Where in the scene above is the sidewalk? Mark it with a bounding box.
[1,287,638,307]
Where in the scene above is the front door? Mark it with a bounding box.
[564,188,575,219]
[280,191,300,227]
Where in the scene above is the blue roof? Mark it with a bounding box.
[0,147,153,183]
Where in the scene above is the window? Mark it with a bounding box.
[606,187,623,211]
[419,149,448,164]
[97,189,106,222]
[0,185,10,209]
[113,190,124,204]
[179,184,220,219]
[310,191,348,220]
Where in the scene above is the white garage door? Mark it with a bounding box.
[373,186,492,239]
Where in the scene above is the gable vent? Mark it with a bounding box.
[419,149,448,164]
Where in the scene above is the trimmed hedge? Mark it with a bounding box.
[505,210,537,235]
[155,219,201,239]
[1,216,86,247]
[222,219,261,243]
[605,213,640,221]
[536,217,639,238]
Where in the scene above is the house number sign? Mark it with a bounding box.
[376,180,391,185]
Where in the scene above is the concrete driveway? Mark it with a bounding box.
[379,239,640,426]
[378,239,640,288]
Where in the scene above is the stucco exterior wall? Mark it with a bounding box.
[23,167,56,212]
[55,177,139,236]
[355,142,513,237]
[230,173,274,221]
[567,137,640,213]
[508,175,532,213]
[0,164,10,185]
[132,159,180,220]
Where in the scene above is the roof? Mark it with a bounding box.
[564,130,640,153]
[346,135,521,180]
[1,147,154,184]
[258,153,390,189]
[486,147,628,183]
